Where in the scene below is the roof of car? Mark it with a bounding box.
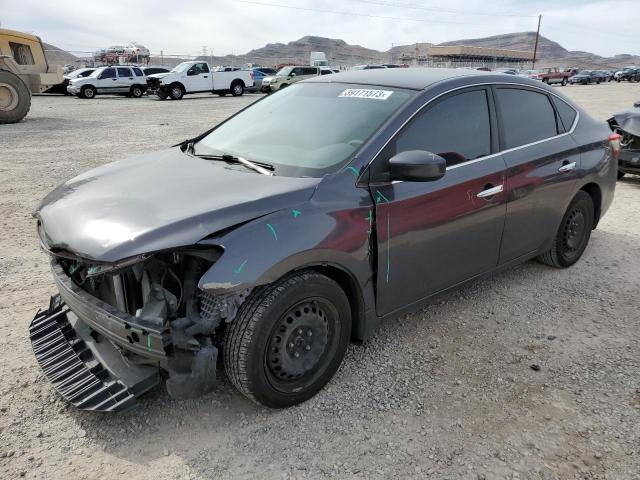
[306,67,516,90]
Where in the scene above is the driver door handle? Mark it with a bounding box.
[559,161,576,172]
[477,184,503,198]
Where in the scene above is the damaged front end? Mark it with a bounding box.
[608,110,640,175]
[30,248,249,412]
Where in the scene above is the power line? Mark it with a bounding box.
[349,0,538,18]
[229,0,534,28]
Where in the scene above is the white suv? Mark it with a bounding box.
[67,66,148,99]
[261,66,320,92]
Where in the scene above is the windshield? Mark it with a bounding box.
[89,68,105,78]
[196,82,414,177]
[578,70,592,75]
[276,67,293,76]
[171,62,193,73]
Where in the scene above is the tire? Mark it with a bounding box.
[618,171,626,180]
[169,84,184,100]
[81,85,96,99]
[542,78,549,84]
[224,271,351,408]
[538,191,594,268]
[0,70,31,124]
[231,81,244,96]
[156,91,168,100]
[561,78,567,86]
[130,85,144,98]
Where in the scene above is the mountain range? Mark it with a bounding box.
[45,33,640,70]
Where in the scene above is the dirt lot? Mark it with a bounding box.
[1,82,639,480]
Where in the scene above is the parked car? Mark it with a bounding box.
[67,65,148,98]
[146,61,254,99]
[31,69,616,411]
[260,65,320,92]
[43,67,95,94]
[615,67,638,82]
[142,66,170,76]
[247,67,277,93]
[569,70,600,85]
[529,67,572,86]
[608,105,640,179]
[593,70,611,83]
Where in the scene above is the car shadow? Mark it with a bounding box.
[61,226,639,475]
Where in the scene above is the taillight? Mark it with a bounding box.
[608,133,621,159]
[250,71,254,79]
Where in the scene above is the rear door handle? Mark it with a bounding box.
[559,161,576,172]
[477,184,503,198]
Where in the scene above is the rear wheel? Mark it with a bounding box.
[0,70,30,124]
[224,271,351,408]
[231,81,244,96]
[130,85,144,98]
[561,78,567,86]
[81,85,96,99]
[538,191,594,268]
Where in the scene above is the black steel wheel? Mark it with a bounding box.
[224,271,351,408]
[538,191,594,268]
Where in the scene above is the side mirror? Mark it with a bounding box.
[187,69,197,76]
[290,72,297,77]
[389,150,446,182]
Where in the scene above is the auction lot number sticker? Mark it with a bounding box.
[339,88,393,100]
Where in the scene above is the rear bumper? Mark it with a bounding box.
[29,296,160,412]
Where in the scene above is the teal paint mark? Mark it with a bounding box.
[292,209,301,218]
[88,266,98,275]
[386,212,391,283]
[69,264,78,274]
[147,335,151,352]
[376,190,390,204]
[347,166,359,175]
[266,223,278,240]
[234,259,248,274]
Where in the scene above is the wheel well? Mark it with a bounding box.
[170,82,185,92]
[306,265,365,341]
[580,182,602,228]
[232,79,245,87]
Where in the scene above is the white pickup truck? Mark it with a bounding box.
[146,61,254,99]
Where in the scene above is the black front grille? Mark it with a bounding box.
[29,302,138,412]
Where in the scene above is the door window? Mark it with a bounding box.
[117,67,133,77]
[132,67,144,76]
[9,42,35,65]
[303,67,319,75]
[291,67,304,76]
[100,68,116,79]
[395,89,492,167]
[495,88,559,149]
[552,97,577,132]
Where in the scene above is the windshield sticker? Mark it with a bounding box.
[339,89,393,100]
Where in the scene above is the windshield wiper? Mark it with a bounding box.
[192,152,274,176]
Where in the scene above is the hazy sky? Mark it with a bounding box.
[1,0,637,58]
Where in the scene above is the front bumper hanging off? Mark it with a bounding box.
[29,296,161,412]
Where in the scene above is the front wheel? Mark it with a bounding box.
[538,191,594,268]
[130,85,144,98]
[81,85,96,99]
[561,78,567,86]
[169,84,184,100]
[224,271,351,408]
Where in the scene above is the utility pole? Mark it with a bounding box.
[160,50,164,66]
[532,14,542,69]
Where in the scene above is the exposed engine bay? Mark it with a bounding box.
[40,248,251,405]
[608,104,640,177]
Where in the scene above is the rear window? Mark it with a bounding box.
[132,68,144,77]
[9,42,35,65]
[495,88,559,150]
[117,67,132,77]
[552,97,578,132]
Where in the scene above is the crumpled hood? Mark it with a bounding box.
[35,148,320,263]
[611,110,640,137]
[148,72,172,80]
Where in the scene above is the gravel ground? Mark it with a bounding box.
[1,83,639,480]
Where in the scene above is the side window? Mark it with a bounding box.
[100,68,116,79]
[552,97,577,132]
[496,88,559,149]
[395,89,492,167]
[304,67,318,75]
[9,42,35,65]
[199,63,210,73]
[291,67,304,76]
[132,68,144,77]
[117,67,132,77]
